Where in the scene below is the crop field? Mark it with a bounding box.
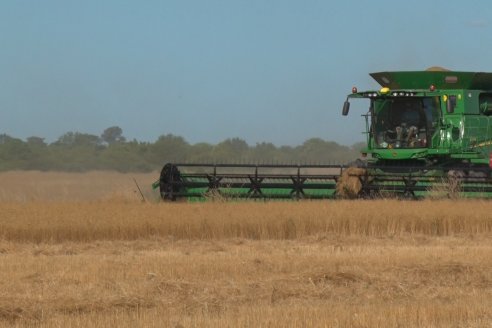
[0,172,492,327]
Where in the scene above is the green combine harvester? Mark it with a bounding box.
[155,68,492,200]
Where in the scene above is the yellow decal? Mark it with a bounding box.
[472,140,492,148]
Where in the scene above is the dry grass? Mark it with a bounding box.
[0,172,491,327]
[0,200,491,243]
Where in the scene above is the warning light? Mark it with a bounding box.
[380,87,390,94]
[430,84,436,91]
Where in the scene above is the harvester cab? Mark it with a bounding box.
[343,70,492,167]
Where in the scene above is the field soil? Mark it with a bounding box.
[0,172,491,327]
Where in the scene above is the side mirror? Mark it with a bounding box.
[342,101,350,116]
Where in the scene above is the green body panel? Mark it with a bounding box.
[370,148,428,160]
[185,186,336,201]
[348,70,492,166]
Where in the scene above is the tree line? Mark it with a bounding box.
[0,126,364,172]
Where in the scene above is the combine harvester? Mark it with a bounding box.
[154,68,492,200]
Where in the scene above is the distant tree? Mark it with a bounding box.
[0,129,365,172]
[26,136,46,147]
[54,132,77,146]
[47,132,103,171]
[249,142,278,162]
[0,135,31,170]
[150,134,190,163]
[24,136,53,170]
[54,132,101,147]
[298,138,357,164]
[213,138,249,162]
[101,126,126,144]
[100,141,153,172]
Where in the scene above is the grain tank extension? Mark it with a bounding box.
[155,69,492,200]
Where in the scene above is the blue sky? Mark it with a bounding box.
[2,0,492,146]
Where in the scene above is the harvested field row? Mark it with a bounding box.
[0,237,491,327]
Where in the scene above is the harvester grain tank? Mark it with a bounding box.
[155,69,492,200]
